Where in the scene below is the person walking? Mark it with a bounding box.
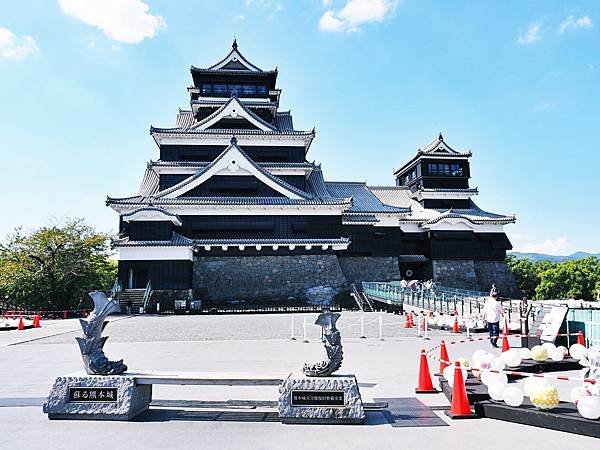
[484,289,504,348]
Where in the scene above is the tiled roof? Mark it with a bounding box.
[368,186,415,209]
[107,196,351,206]
[137,168,160,196]
[306,167,333,201]
[274,111,294,131]
[422,208,516,225]
[398,255,429,263]
[153,140,311,200]
[326,182,409,214]
[191,67,277,76]
[114,232,350,248]
[149,160,315,169]
[176,110,195,129]
[419,188,479,194]
[188,96,278,132]
[342,214,379,224]
[150,127,313,136]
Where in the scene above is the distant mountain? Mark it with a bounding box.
[509,251,600,262]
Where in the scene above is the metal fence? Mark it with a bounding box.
[567,308,600,347]
[362,282,520,321]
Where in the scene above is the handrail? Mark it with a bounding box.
[109,278,122,298]
[142,280,153,311]
[350,284,364,311]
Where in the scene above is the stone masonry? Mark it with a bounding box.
[193,255,347,305]
[337,256,400,284]
[432,259,520,297]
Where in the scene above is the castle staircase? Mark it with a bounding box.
[350,284,375,312]
[114,289,146,313]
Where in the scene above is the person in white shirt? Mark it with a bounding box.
[484,291,504,348]
[399,278,408,289]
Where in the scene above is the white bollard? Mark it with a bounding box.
[466,317,471,339]
[379,314,383,341]
[423,315,430,340]
[290,315,296,340]
[360,314,366,339]
[302,316,309,343]
[417,313,423,337]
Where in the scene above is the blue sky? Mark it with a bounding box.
[0,0,599,255]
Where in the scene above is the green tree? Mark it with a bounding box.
[505,255,552,299]
[0,219,116,311]
[535,257,600,301]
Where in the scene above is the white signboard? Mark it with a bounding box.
[530,305,568,342]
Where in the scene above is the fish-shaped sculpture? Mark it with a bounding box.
[303,311,343,377]
[75,291,127,375]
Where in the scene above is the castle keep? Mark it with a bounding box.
[107,41,517,306]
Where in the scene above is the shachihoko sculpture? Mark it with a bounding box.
[303,311,343,377]
[75,291,127,375]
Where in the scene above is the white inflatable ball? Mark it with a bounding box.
[492,357,506,370]
[550,348,564,362]
[531,345,548,362]
[577,396,600,420]
[501,349,522,368]
[541,342,557,354]
[556,346,569,356]
[503,386,524,407]
[442,365,454,381]
[481,371,508,387]
[488,382,505,401]
[529,383,560,410]
[524,377,550,397]
[519,348,532,360]
[570,386,592,405]
[569,344,587,360]
[472,350,488,366]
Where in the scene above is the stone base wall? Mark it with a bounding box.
[432,259,521,297]
[337,256,400,285]
[475,261,522,298]
[432,260,480,290]
[193,255,346,306]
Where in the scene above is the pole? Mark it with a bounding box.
[360,314,366,339]
[290,315,296,340]
[424,314,430,340]
[466,316,471,339]
[303,316,309,343]
[417,313,423,337]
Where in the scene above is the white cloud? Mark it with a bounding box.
[518,21,543,45]
[558,15,592,33]
[58,0,165,44]
[515,237,572,255]
[234,14,246,22]
[532,100,554,111]
[319,0,398,33]
[0,27,38,60]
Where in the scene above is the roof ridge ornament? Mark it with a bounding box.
[232,37,238,50]
[438,132,444,141]
[230,135,237,146]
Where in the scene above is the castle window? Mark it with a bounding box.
[428,163,463,176]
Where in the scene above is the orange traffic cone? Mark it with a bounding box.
[415,349,438,393]
[18,316,25,330]
[577,330,586,347]
[33,314,41,328]
[452,315,460,333]
[445,361,477,419]
[405,312,413,328]
[503,318,509,335]
[63,310,68,319]
[501,333,510,352]
[438,340,450,375]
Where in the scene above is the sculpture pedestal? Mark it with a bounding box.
[43,375,152,421]
[278,372,365,424]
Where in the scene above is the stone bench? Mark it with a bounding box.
[44,371,291,421]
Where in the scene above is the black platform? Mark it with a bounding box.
[509,357,581,374]
[438,372,600,438]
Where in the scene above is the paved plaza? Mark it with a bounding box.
[1,312,597,449]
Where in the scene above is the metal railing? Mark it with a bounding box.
[362,281,519,321]
[109,278,122,298]
[141,280,153,312]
